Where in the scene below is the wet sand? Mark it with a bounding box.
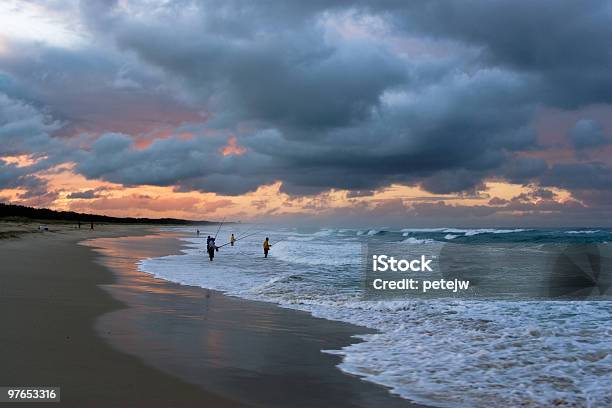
[0,225,246,407]
[0,224,426,407]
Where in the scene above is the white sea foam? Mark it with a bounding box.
[138,227,612,408]
[322,300,612,408]
[401,228,529,237]
[444,234,459,240]
[401,228,448,233]
[313,229,336,236]
[566,230,600,234]
[287,236,316,241]
[401,237,434,244]
[454,228,529,236]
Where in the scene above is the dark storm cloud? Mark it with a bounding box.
[0,41,199,137]
[568,119,610,150]
[420,170,486,195]
[0,90,74,195]
[104,15,407,130]
[75,132,275,194]
[70,0,549,195]
[502,157,548,184]
[571,190,612,207]
[77,63,537,196]
[66,189,99,199]
[383,0,612,108]
[0,92,62,158]
[541,162,612,191]
[2,0,612,204]
[0,160,47,192]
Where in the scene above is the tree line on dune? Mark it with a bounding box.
[0,203,208,225]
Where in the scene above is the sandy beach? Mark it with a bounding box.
[0,224,247,407]
[0,224,425,407]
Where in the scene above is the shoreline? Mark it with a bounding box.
[0,225,428,407]
[86,230,428,407]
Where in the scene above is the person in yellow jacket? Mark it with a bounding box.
[263,237,271,258]
[230,234,236,246]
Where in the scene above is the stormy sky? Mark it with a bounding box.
[1,0,612,226]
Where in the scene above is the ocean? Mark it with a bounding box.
[139,226,612,407]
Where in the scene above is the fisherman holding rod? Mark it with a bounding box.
[217,230,260,249]
[261,236,288,258]
[229,224,258,244]
[212,224,284,259]
[207,237,218,261]
[263,237,271,258]
[206,218,225,261]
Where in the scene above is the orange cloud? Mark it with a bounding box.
[201,199,234,213]
[1,154,43,167]
[69,194,201,214]
[1,157,580,223]
[221,136,247,156]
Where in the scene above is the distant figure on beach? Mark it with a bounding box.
[207,237,218,261]
[197,229,200,236]
[263,237,271,258]
[90,222,94,230]
[77,221,81,229]
[230,234,236,246]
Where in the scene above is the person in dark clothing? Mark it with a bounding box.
[207,237,218,261]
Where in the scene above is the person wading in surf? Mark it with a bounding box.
[263,237,271,258]
[230,234,236,246]
[207,237,218,261]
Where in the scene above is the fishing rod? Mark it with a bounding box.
[269,237,289,246]
[217,230,261,248]
[213,217,226,240]
[235,224,259,240]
